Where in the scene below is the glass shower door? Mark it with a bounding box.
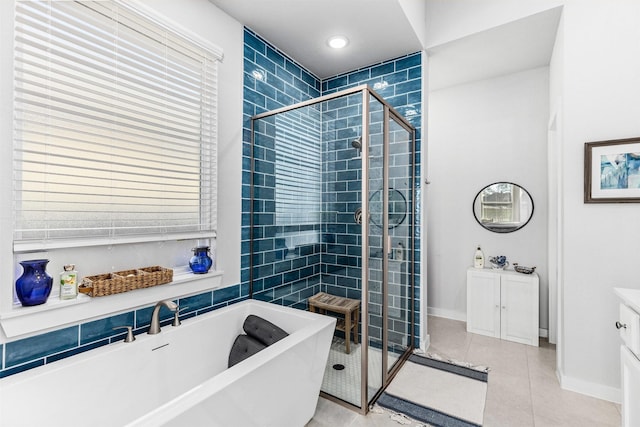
[250,85,415,415]
[385,113,414,374]
[365,94,385,405]
[366,103,415,405]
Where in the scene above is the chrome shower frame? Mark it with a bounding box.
[250,85,416,415]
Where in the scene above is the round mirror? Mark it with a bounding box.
[473,182,534,233]
[370,188,407,229]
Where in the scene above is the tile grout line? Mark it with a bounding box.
[525,342,536,427]
[466,334,489,426]
[463,331,473,363]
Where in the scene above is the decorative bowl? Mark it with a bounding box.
[489,255,508,270]
[513,263,536,274]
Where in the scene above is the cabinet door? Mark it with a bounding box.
[621,345,640,427]
[501,274,539,346]
[466,270,500,338]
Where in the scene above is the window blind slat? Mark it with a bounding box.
[15,32,206,103]
[15,68,203,124]
[15,114,205,154]
[272,111,322,226]
[14,1,220,245]
[15,48,206,113]
[17,2,207,88]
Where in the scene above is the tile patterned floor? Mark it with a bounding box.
[308,315,621,427]
[321,337,402,407]
[322,339,381,406]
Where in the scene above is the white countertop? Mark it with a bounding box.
[467,266,539,278]
[615,287,640,313]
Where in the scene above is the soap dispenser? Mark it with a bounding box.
[473,246,485,269]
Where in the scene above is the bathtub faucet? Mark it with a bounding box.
[148,300,178,335]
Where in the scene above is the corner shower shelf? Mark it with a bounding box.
[0,267,224,338]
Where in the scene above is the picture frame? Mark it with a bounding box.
[584,137,640,203]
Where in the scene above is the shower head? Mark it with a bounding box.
[351,137,362,150]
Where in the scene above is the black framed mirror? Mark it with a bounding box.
[473,182,534,233]
[370,188,407,229]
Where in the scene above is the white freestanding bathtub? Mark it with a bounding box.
[0,299,336,427]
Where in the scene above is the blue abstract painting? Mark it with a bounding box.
[600,152,640,189]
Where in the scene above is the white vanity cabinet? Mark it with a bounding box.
[614,288,640,427]
[466,267,539,346]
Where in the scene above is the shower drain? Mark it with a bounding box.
[332,364,345,371]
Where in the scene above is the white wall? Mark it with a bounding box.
[427,68,549,325]
[398,0,427,48]
[426,0,640,403]
[556,0,640,401]
[548,4,565,369]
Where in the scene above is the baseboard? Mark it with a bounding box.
[427,306,466,322]
[557,369,621,403]
[427,307,549,339]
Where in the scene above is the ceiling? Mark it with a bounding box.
[209,1,561,88]
[208,0,424,79]
[427,7,562,91]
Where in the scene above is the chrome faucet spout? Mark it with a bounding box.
[148,300,178,335]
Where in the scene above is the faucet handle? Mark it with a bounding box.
[113,326,135,343]
[172,306,189,327]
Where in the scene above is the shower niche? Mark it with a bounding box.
[250,85,416,413]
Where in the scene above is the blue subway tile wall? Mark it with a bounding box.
[243,28,422,347]
[243,28,324,307]
[320,91,364,304]
[320,89,416,349]
[323,53,423,348]
[80,312,135,345]
[5,326,78,368]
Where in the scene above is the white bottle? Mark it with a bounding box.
[60,264,78,300]
[473,246,485,269]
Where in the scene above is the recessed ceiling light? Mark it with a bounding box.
[327,35,349,49]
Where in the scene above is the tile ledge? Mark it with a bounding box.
[0,268,224,340]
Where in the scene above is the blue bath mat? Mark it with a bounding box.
[407,354,488,382]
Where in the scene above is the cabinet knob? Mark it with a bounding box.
[501,305,506,310]
[615,321,627,330]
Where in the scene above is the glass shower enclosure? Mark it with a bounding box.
[250,85,415,413]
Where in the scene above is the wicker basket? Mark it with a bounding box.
[79,266,173,297]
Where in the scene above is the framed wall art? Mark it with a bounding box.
[584,137,640,203]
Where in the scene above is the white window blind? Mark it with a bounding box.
[13,0,221,250]
[274,110,322,226]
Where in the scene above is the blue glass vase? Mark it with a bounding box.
[189,246,213,274]
[16,259,53,306]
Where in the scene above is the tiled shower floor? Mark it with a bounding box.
[321,337,401,407]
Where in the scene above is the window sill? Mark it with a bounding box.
[0,267,224,339]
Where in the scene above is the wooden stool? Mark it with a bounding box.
[308,292,360,354]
